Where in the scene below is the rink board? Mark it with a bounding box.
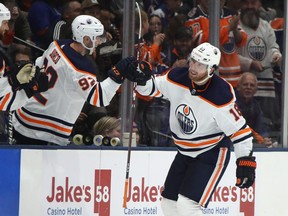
[0,147,287,216]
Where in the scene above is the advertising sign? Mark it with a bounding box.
[18,149,288,216]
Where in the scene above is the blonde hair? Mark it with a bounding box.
[93,116,121,136]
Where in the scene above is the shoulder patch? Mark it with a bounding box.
[167,67,191,88]
[198,75,234,106]
[57,40,97,76]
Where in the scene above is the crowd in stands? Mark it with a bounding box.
[0,0,284,147]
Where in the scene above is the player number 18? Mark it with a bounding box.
[229,104,242,121]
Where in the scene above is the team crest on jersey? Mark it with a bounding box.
[221,35,236,54]
[247,36,266,61]
[175,104,197,134]
[50,49,61,64]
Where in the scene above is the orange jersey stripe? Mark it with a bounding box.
[18,109,72,133]
[93,84,99,106]
[175,137,221,148]
[230,127,251,139]
[0,93,11,110]
[200,147,227,206]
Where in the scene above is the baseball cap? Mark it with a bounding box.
[81,0,102,10]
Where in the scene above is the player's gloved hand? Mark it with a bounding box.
[125,60,153,86]
[22,66,49,98]
[6,62,34,91]
[16,63,35,84]
[235,156,256,188]
[107,56,137,84]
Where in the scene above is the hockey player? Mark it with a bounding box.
[12,15,148,145]
[135,42,256,216]
[0,3,39,111]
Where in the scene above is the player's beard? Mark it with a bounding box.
[240,8,260,30]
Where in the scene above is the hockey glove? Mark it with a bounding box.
[22,66,49,98]
[107,56,137,84]
[235,156,257,188]
[6,62,34,91]
[125,60,153,85]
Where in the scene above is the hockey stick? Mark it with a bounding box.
[123,1,142,208]
[13,36,45,52]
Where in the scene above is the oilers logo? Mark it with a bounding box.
[247,36,266,61]
[175,104,197,134]
[221,35,236,54]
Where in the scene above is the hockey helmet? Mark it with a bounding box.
[72,15,105,55]
[189,42,221,78]
[0,3,10,26]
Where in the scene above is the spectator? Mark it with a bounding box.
[27,0,62,49]
[8,44,33,64]
[225,0,242,14]
[238,0,282,131]
[168,26,193,68]
[270,17,283,109]
[235,72,273,147]
[151,0,183,32]
[52,0,81,41]
[143,14,170,72]
[185,0,248,87]
[93,116,121,138]
[2,0,32,47]
[133,9,171,146]
[11,15,144,145]
[81,0,102,20]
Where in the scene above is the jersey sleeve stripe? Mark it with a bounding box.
[149,79,156,95]
[98,83,104,106]
[17,109,72,133]
[199,147,228,207]
[0,64,4,76]
[6,92,16,111]
[87,85,96,104]
[0,93,11,110]
[230,127,252,139]
[93,84,99,106]
[232,133,253,144]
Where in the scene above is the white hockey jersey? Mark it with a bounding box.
[238,18,281,98]
[0,56,30,111]
[12,40,121,145]
[136,68,253,158]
